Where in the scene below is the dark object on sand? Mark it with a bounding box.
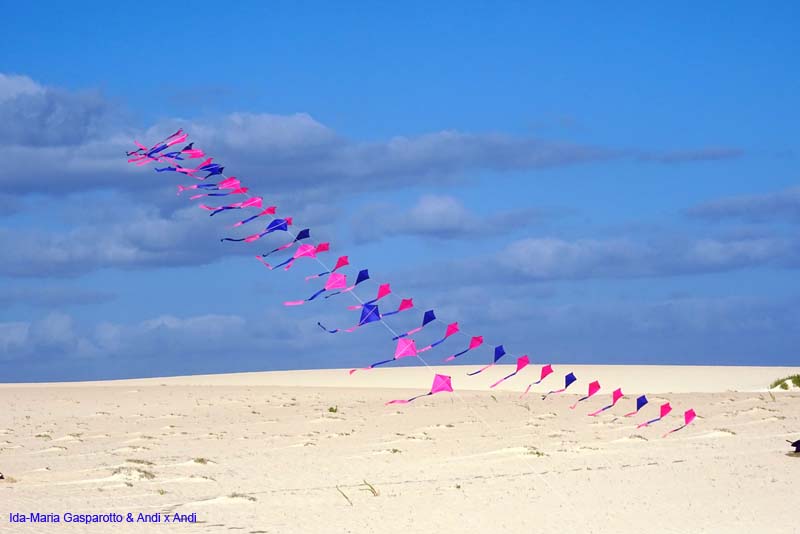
[0,472,4,480]
[788,440,800,453]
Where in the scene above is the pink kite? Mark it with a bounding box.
[443,336,483,362]
[385,374,453,405]
[662,409,697,438]
[520,364,554,398]
[637,402,672,429]
[323,269,369,299]
[306,256,349,280]
[284,273,348,306]
[570,380,601,409]
[417,322,459,354]
[347,283,392,309]
[349,338,418,374]
[588,388,624,416]
[489,355,530,388]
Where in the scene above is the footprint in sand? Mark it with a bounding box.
[182,493,258,507]
[32,446,67,454]
[691,429,736,439]
[611,435,648,443]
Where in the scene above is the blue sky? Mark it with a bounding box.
[0,1,798,381]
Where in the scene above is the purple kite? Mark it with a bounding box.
[570,380,601,409]
[489,355,530,388]
[317,299,414,334]
[542,372,577,400]
[588,388,624,416]
[637,402,672,429]
[284,272,348,306]
[349,338,419,374]
[520,364,554,398]
[385,374,453,406]
[306,256,350,280]
[347,283,392,309]
[466,345,507,376]
[443,335,484,362]
[662,409,697,438]
[623,395,649,417]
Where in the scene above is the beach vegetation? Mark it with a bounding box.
[770,374,800,390]
[360,480,379,496]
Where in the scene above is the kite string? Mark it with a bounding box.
[144,137,692,533]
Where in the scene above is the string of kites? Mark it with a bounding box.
[126,129,697,438]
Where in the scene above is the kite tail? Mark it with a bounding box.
[349,358,395,374]
[393,326,426,340]
[588,404,614,417]
[385,392,431,406]
[542,387,566,400]
[427,336,448,349]
[623,411,639,417]
[269,256,294,270]
[221,237,249,242]
[326,286,358,300]
[255,256,276,270]
[489,371,516,389]
[570,395,590,409]
[262,241,295,257]
[232,214,260,227]
[467,364,492,376]
[636,417,660,429]
[444,347,470,362]
[317,322,340,334]
[661,424,688,438]
[284,288,326,306]
[317,321,359,334]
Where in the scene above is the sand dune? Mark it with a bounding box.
[1,365,798,533]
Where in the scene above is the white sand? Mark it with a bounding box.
[1,364,798,533]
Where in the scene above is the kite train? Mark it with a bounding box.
[125,129,694,428]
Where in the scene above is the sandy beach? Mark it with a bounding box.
[1,365,798,533]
